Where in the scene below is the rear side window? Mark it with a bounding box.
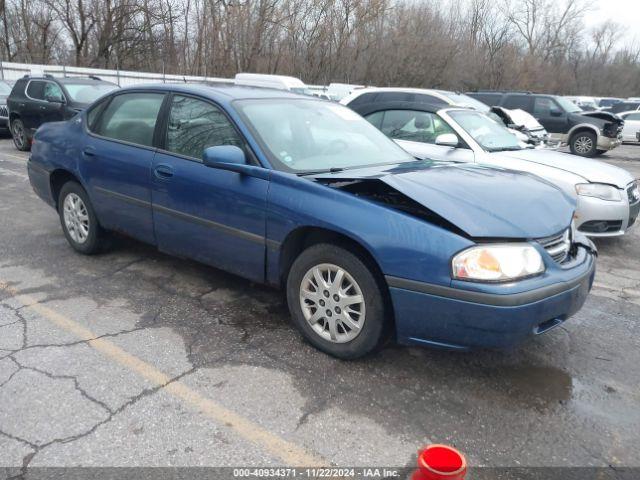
[626,113,640,121]
[94,92,164,147]
[378,109,455,143]
[86,97,111,130]
[165,95,243,160]
[26,80,47,100]
[502,95,532,110]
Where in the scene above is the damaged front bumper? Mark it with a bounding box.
[386,245,596,350]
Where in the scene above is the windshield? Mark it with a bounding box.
[448,110,522,152]
[0,82,12,95]
[438,92,490,112]
[236,99,415,173]
[63,83,119,104]
[555,96,582,113]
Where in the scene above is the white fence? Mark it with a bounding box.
[0,61,234,87]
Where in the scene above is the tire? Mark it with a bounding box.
[11,118,31,151]
[569,131,597,157]
[286,243,389,359]
[57,182,105,254]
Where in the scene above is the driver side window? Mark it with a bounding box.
[44,82,64,102]
[165,95,243,160]
[368,110,455,145]
[534,98,561,117]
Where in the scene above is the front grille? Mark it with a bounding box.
[537,229,571,264]
[628,182,640,204]
[0,105,7,118]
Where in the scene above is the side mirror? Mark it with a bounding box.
[550,109,563,117]
[45,94,64,104]
[435,133,459,147]
[202,145,248,172]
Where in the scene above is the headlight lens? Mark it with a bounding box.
[575,183,621,201]
[452,244,544,282]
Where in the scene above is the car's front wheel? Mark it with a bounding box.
[11,118,30,151]
[570,131,597,157]
[58,182,105,254]
[286,243,389,359]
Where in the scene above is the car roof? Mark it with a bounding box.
[118,82,311,103]
[57,77,116,85]
[348,100,460,116]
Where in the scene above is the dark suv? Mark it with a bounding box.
[467,91,624,157]
[7,74,118,151]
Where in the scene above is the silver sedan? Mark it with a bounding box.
[360,105,639,237]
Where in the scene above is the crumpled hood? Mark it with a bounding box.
[317,162,575,238]
[581,110,623,123]
[491,148,634,188]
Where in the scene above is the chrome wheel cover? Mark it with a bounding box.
[63,193,90,244]
[574,136,593,154]
[299,263,365,343]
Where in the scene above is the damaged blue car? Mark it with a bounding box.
[27,85,596,358]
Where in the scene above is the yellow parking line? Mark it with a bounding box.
[0,281,326,467]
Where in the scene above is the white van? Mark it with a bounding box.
[234,73,312,95]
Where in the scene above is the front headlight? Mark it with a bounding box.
[452,244,545,282]
[575,183,621,202]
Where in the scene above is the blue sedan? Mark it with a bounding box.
[27,84,596,358]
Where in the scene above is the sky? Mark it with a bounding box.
[584,0,640,43]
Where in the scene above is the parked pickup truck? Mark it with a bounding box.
[467,91,624,157]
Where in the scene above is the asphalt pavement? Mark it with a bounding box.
[0,138,639,475]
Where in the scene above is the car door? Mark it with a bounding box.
[41,81,66,124]
[365,109,474,163]
[621,112,640,141]
[23,80,48,132]
[80,91,166,244]
[151,93,268,282]
[533,97,568,134]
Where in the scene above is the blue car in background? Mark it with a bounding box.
[27,84,597,359]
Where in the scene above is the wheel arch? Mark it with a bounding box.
[277,225,396,334]
[568,124,599,140]
[49,169,82,208]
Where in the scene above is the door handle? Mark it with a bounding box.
[154,164,174,180]
[82,147,96,157]
[40,106,47,110]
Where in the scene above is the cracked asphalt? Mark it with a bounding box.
[0,137,639,472]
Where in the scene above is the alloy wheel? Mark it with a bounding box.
[299,263,366,343]
[63,193,90,244]
[12,121,25,149]
[574,136,594,154]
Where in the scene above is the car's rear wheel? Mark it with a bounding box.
[11,119,30,151]
[58,182,105,254]
[570,131,597,157]
[286,243,388,359]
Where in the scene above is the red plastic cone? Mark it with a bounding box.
[411,444,467,480]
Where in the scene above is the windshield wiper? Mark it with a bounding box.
[298,167,345,176]
[488,146,523,152]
